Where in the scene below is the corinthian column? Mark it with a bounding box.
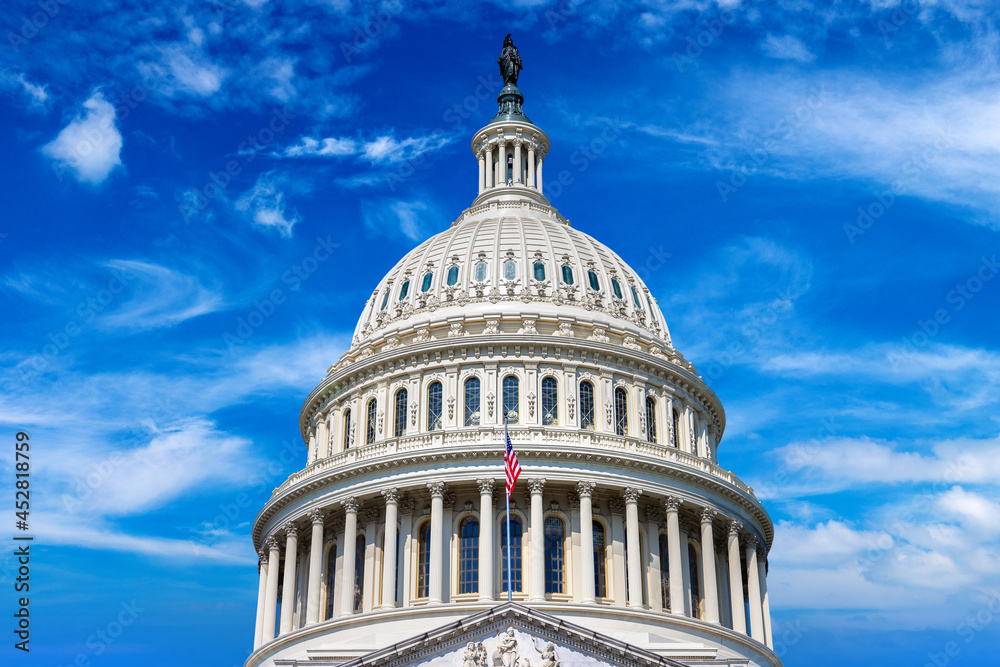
[727,520,747,634]
[262,536,281,643]
[699,508,720,623]
[253,551,268,649]
[428,482,446,604]
[527,479,546,601]
[279,523,299,635]
[478,150,486,194]
[477,479,495,601]
[745,535,765,641]
[758,545,773,648]
[305,510,325,625]
[623,487,643,607]
[513,139,522,184]
[577,482,596,604]
[379,488,399,609]
[339,498,359,617]
[485,146,494,188]
[662,496,684,615]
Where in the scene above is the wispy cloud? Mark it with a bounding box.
[277,131,453,164]
[362,197,438,241]
[41,90,123,185]
[99,260,226,332]
[234,171,306,237]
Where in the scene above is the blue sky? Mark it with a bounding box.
[1,1,999,665]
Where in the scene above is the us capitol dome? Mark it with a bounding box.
[247,35,780,667]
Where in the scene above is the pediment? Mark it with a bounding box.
[336,603,689,667]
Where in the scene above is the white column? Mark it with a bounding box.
[307,431,317,464]
[427,482,445,603]
[498,141,507,186]
[398,498,415,607]
[316,417,328,463]
[513,140,522,184]
[623,488,643,607]
[727,520,747,634]
[528,478,546,601]
[746,536,765,641]
[262,536,281,643]
[610,500,626,607]
[700,509,720,623]
[362,508,378,613]
[645,506,663,612]
[478,151,486,194]
[536,156,543,194]
[279,523,299,635]
[679,519,693,616]
[485,147,493,188]
[379,488,399,609]
[253,550,269,649]
[305,510,325,624]
[662,497,684,615]
[758,546,773,648]
[527,146,536,188]
[339,498,359,617]
[477,479,495,601]
[578,482,596,604]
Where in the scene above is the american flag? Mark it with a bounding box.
[504,428,521,498]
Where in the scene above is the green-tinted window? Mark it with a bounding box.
[533,261,546,281]
[399,280,410,301]
[632,286,642,309]
[611,278,623,299]
[380,289,390,310]
[561,265,574,285]
[446,266,459,286]
[588,270,600,291]
[421,272,433,292]
[474,261,487,282]
[504,260,516,280]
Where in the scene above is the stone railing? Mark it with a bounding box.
[271,427,754,499]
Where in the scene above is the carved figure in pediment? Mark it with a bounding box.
[463,642,482,667]
[493,627,518,667]
[538,641,559,667]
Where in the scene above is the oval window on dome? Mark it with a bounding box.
[474,261,487,282]
[399,279,410,301]
[631,286,642,309]
[380,289,391,310]
[533,261,546,281]
[446,265,459,286]
[504,260,516,281]
[611,278,623,299]
[421,272,433,292]
[588,270,600,291]
[561,265,574,285]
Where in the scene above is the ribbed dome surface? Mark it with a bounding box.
[352,208,671,347]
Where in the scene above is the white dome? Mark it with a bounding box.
[352,203,672,350]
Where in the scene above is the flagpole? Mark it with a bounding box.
[504,410,512,603]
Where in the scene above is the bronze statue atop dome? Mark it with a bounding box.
[498,34,523,86]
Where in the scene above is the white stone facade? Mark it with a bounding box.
[245,59,779,667]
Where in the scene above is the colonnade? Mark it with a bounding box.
[253,481,772,652]
[476,131,545,194]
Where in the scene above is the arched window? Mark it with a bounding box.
[421,272,433,292]
[672,408,680,448]
[593,521,607,598]
[587,270,600,291]
[342,408,352,450]
[446,265,459,286]
[464,377,481,426]
[580,380,595,430]
[688,542,701,619]
[354,534,366,611]
[503,376,519,423]
[646,396,657,442]
[416,521,431,598]
[366,399,377,444]
[544,516,565,594]
[611,277,623,299]
[541,377,558,425]
[427,381,443,430]
[398,279,410,301]
[659,533,670,611]
[459,517,480,594]
[324,543,336,620]
[561,265,574,284]
[501,515,523,593]
[394,388,407,438]
[614,387,628,436]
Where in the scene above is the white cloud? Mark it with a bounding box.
[160,44,227,97]
[41,90,123,185]
[234,171,304,237]
[760,33,816,62]
[98,259,226,331]
[0,71,49,110]
[277,131,453,165]
[362,198,436,241]
[283,136,358,157]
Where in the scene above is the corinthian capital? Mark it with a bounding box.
[399,497,416,515]
[341,496,360,513]
[427,482,446,498]
[576,481,596,498]
[381,487,400,505]
[622,487,643,504]
[282,522,298,540]
[661,495,682,513]
[265,535,280,551]
[742,533,759,551]
[727,519,743,537]
[700,507,718,524]
[308,508,325,525]
[526,479,546,495]
[477,478,496,495]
